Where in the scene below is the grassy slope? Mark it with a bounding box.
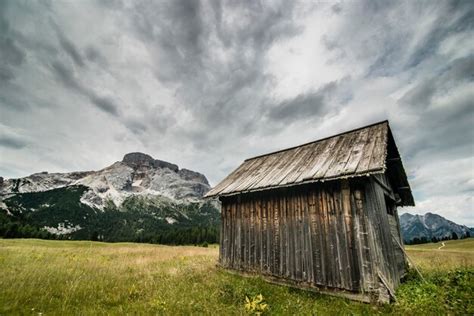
[406,238,474,251]
[405,238,474,271]
[0,238,473,315]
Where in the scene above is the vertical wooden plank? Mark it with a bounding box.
[342,180,358,291]
[318,188,327,285]
[256,197,262,272]
[261,196,266,272]
[235,199,240,270]
[241,198,246,269]
[329,186,338,288]
[228,202,232,268]
[302,192,310,283]
[274,194,280,276]
[301,191,306,281]
[266,197,272,273]
[354,186,374,291]
[249,198,254,268]
[247,198,251,268]
[323,189,334,287]
[295,191,302,280]
[269,195,273,274]
[329,187,340,288]
[271,195,275,275]
[310,187,322,285]
[243,196,250,269]
[236,199,241,269]
[224,203,229,267]
[301,191,307,282]
[285,194,290,278]
[250,197,257,270]
[335,185,350,290]
[219,202,224,265]
[351,190,366,291]
[290,191,297,280]
[244,199,247,269]
[303,189,313,284]
[279,194,285,277]
[315,188,324,286]
[230,201,235,268]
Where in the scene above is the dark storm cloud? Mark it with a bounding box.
[124,105,178,137]
[0,134,28,149]
[400,55,474,108]
[84,46,107,66]
[0,20,26,83]
[399,97,473,160]
[322,0,473,78]
[50,20,85,68]
[0,88,34,112]
[267,81,338,123]
[396,56,474,161]
[320,0,474,163]
[0,37,25,66]
[404,1,474,70]
[129,0,303,133]
[131,0,206,83]
[124,119,148,135]
[90,95,120,117]
[0,67,14,82]
[50,60,82,91]
[50,60,120,117]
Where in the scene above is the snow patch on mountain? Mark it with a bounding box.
[44,223,82,235]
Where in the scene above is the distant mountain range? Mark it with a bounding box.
[399,212,473,244]
[0,153,220,244]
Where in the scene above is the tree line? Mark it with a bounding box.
[0,216,219,246]
[405,231,471,245]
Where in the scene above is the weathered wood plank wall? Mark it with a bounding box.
[219,178,406,296]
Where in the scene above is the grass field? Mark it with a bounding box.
[405,239,474,271]
[1,238,473,315]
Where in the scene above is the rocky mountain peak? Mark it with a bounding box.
[122,152,155,168]
[178,169,210,186]
[400,212,472,243]
[122,152,179,172]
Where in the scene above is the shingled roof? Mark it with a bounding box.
[206,120,414,206]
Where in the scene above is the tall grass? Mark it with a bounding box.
[1,238,473,315]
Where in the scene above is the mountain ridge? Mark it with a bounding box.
[1,152,211,209]
[0,153,219,244]
[400,212,472,243]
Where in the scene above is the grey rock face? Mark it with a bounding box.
[1,152,211,210]
[122,152,155,168]
[178,169,210,186]
[153,160,179,172]
[123,152,179,172]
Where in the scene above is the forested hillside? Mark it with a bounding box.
[0,185,220,245]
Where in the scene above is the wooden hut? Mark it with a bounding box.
[205,121,414,303]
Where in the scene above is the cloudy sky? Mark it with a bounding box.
[0,0,473,225]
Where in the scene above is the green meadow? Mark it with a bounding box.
[1,238,473,315]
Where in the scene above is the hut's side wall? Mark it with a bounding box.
[365,176,407,286]
[219,179,400,296]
